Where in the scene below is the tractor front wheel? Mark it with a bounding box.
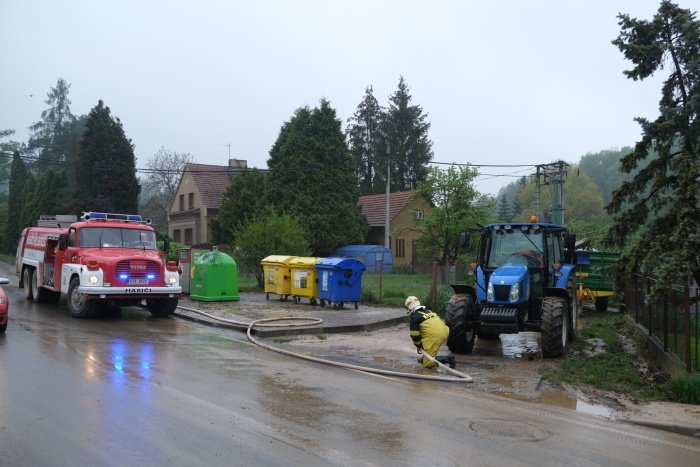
[445,294,476,354]
[541,296,569,358]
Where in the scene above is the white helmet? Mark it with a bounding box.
[404,296,422,314]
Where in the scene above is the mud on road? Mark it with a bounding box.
[177,294,699,430]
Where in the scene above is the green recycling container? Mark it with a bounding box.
[190,250,240,302]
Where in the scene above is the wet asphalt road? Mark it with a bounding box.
[1,269,699,465]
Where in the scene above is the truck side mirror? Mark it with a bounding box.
[163,239,170,254]
[459,231,471,248]
[58,234,68,251]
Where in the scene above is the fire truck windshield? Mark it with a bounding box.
[79,227,158,250]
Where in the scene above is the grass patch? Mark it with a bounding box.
[0,254,14,265]
[361,272,455,316]
[316,334,327,340]
[669,374,700,404]
[542,313,669,402]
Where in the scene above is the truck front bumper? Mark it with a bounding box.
[78,286,182,299]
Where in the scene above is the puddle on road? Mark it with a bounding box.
[536,389,615,418]
[492,388,615,418]
[476,333,615,418]
[473,332,541,359]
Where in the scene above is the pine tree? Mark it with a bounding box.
[497,193,511,222]
[346,86,383,195]
[211,168,268,245]
[76,100,140,213]
[379,76,434,192]
[19,173,37,232]
[266,99,368,255]
[29,170,73,218]
[1,152,27,253]
[607,1,700,290]
[26,78,77,173]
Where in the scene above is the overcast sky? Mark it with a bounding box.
[1,0,674,195]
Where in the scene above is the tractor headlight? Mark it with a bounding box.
[487,281,494,301]
[89,275,99,284]
[510,283,520,302]
[168,276,178,285]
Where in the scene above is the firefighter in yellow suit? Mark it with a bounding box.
[405,296,455,369]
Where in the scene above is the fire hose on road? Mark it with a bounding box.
[177,306,473,383]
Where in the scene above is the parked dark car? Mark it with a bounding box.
[0,278,9,333]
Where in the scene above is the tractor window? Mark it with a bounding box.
[487,228,544,268]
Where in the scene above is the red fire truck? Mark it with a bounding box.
[15,212,181,318]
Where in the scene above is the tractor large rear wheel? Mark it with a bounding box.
[445,294,476,354]
[541,296,569,358]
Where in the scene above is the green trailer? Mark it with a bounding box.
[575,250,619,312]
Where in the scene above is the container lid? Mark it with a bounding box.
[289,256,323,267]
[197,250,236,264]
[261,255,298,265]
[315,257,366,271]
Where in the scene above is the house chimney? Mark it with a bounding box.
[228,159,247,170]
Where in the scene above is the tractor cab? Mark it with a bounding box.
[448,219,577,358]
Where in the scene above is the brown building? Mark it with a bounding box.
[358,190,433,271]
[168,159,247,246]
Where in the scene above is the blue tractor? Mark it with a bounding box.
[446,220,578,358]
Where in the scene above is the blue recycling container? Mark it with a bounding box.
[315,257,366,309]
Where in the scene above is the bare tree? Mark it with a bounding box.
[140,147,192,228]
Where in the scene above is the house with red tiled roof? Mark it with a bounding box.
[358,190,433,270]
[168,159,247,245]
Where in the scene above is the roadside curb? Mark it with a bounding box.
[623,418,700,438]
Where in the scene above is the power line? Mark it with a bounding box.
[0,151,551,181]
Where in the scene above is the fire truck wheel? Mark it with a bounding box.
[31,270,48,303]
[67,277,97,318]
[22,268,34,300]
[146,297,178,317]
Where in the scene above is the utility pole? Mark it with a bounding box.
[534,161,568,224]
[535,165,541,218]
[384,143,391,250]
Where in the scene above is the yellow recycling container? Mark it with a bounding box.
[261,255,297,300]
[289,257,323,305]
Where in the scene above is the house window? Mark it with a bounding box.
[413,210,424,220]
[184,228,193,245]
[395,238,405,258]
[188,192,194,209]
[179,194,184,211]
[173,229,181,242]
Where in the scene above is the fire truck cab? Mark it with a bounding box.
[16,212,181,318]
